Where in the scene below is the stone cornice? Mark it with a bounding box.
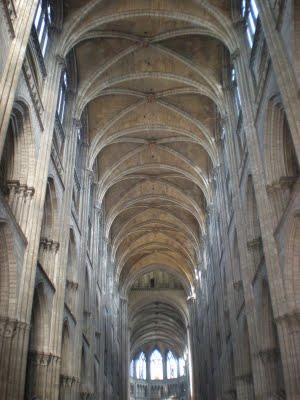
[22,52,44,129]
[1,0,16,37]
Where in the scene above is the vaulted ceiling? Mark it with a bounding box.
[61,0,235,353]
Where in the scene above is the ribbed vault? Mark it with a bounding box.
[63,0,232,372]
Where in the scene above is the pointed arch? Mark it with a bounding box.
[150,349,163,380]
[40,177,59,240]
[0,100,35,191]
[61,319,71,377]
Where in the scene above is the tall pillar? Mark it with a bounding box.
[0,318,29,400]
[146,354,151,381]
[163,352,167,380]
[186,324,194,400]
[187,296,200,400]
[120,296,129,400]
[276,314,300,400]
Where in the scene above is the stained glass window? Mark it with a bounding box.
[34,0,53,56]
[242,0,259,48]
[136,352,146,380]
[150,349,163,380]
[167,351,178,379]
[179,357,186,377]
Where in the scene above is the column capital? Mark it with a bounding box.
[186,295,196,304]
[94,204,103,216]
[120,296,128,304]
[235,373,253,384]
[73,118,82,130]
[257,348,279,364]
[231,49,241,62]
[0,317,19,338]
[56,54,67,68]
[86,168,95,181]
[275,311,300,328]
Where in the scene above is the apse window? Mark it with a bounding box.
[150,349,163,380]
[242,0,259,48]
[136,352,146,380]
[130,360,135,378]
[34,0,53,56]
[179,357,186,377]
[167,351,178,379]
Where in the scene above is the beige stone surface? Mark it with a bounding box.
[0,1,299,400]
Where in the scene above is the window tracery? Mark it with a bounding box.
[136,352,146,380]
[34,0,53,56]
[150,349,163,380]
[57,71,68,124]
[179,358,185,377]
[167,351,178,379]
[242,0,259,48]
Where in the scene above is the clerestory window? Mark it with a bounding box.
[231,66,242,112]
[242,0,259,48]
[33,0,53,56]
[135,352,146,380]
[57,71,68,124]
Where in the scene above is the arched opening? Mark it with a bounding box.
[25,283,50,400]
[38,177,59,280]
[59,320,73,400]
[167,351,178,379]
[0,102,34,192]
[80,345,89,395]
[136,352,147,380]
[65,229,78,314]
[265,99,299,224]
[61,320,71,377]
[0,119,15,195]
[0,102,35,229]
[40,177,58,241]
[150,350,163,381]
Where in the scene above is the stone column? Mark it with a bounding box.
[25,352,61,400]
[120,296,129,400]
[59,375,79,400]
[38,238,60,281]
[6,181,35,230]
[235,375,255,400]
[163,352,167,381]
[276,314,300,400]
[0,317,29,399]
[187,296,200,400]
[0,0,39,157]
[255,0,300,161]
[146,354,151,381]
